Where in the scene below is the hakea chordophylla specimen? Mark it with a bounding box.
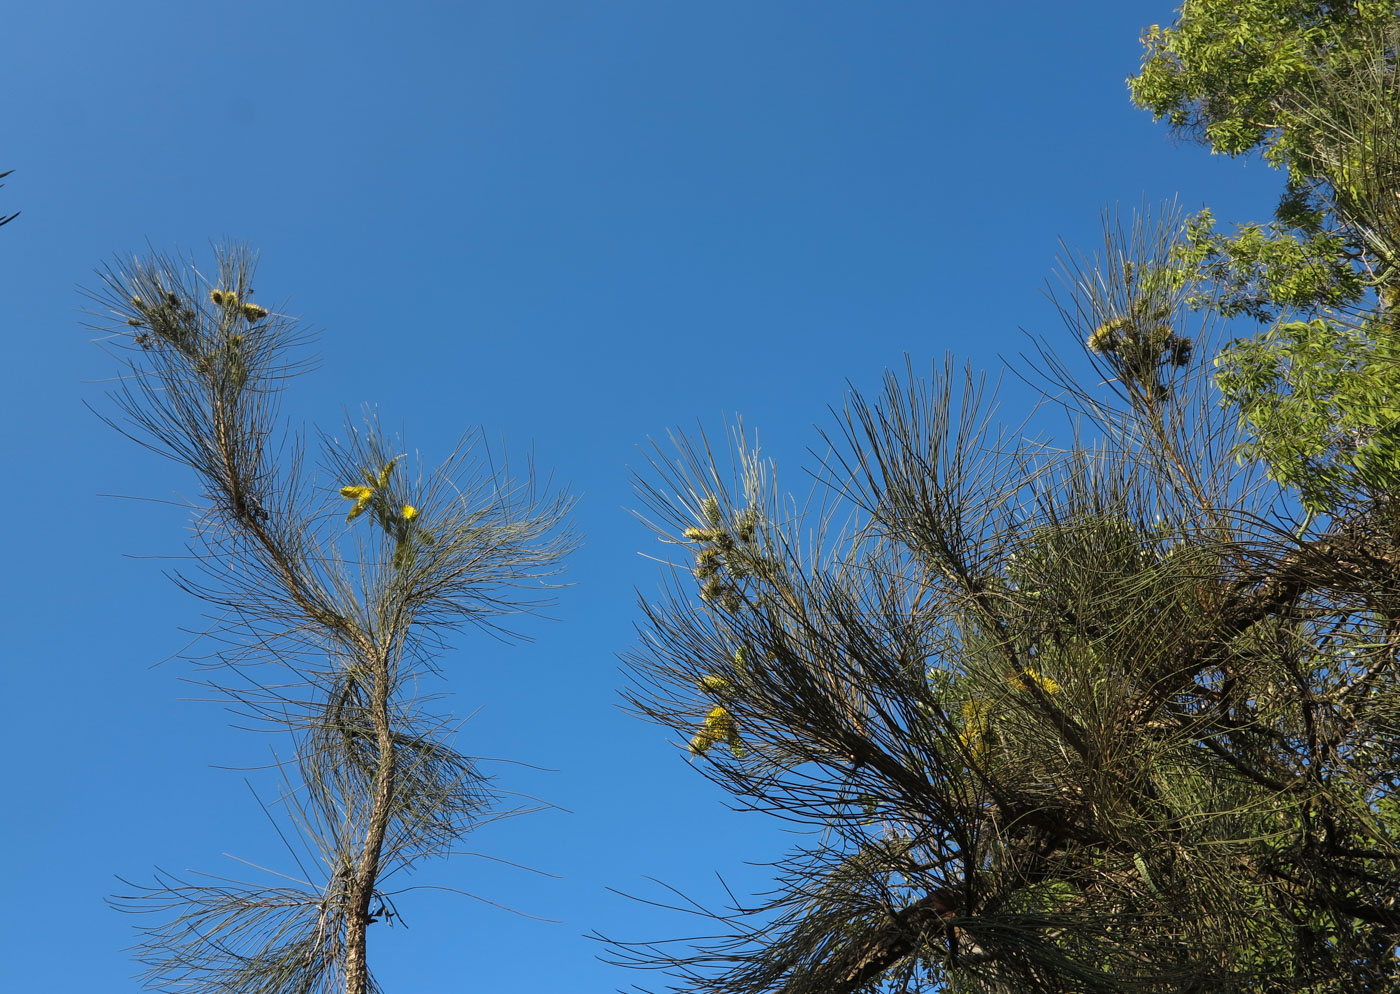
[91,246,576,994]
[610,12,1400,994]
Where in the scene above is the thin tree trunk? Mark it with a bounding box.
[345,648,397,994]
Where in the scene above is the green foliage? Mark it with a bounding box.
[1173,206,1365,320]
[1134,3,1400,523]
[1130,0,1396,167]
[1215,316,1400,511]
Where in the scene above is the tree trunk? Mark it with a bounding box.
[344,648,397,994]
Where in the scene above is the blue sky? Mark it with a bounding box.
[4,2,1287,990]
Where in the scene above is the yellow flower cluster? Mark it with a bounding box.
[339,484,375,521]
[676,497,765,617]
[338,457,434,571]
[683,526,725,542]
[690,706,744,757]
[339,458,401,522]
[1009,667,1061,695]
[698,673,731,694]
[959,698,990,755]
[1086,319,1124,353]
[958,668,1061,758]
[1087,315,1177,353]
[209,289,268,323]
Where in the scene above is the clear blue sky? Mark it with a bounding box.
[4,2,1285,990]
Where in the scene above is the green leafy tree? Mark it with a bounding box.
[604,5,1400,990]
[1132,4,1400,512]
[1130,0,1396,164]
[88,246,576,994]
